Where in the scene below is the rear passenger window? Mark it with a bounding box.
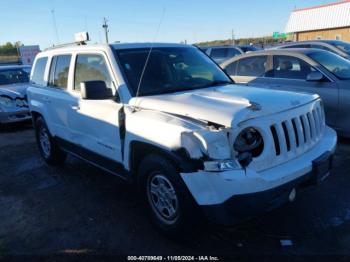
[225,61,238,75]
[74,54,112,91]
[236,56,268,77]
[211,48,227,59]
[31,57,48,86]
[227,48,241,57]
[48,55,71,89]
[272,55,315,80]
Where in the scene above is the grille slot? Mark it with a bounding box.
[270,125,281,156]
[282,122,291,152]
[292,118,299,147]
[269,103,324,158]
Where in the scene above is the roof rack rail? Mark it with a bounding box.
[45,32,90,51]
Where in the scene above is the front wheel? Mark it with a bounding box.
[138,154,199,237]
[35,117,66,165]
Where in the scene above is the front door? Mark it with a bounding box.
[69,53,123,164]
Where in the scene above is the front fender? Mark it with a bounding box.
[123,109,207,171]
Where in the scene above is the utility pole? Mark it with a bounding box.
[102,17,109,44]
[231,29,235,45]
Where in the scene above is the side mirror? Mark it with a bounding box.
[306,72,324,82]
[80,81,113,100]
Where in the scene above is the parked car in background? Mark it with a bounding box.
[202,45,244,63]
[221,48,350,137]
[27,40,336,235]
[0,65,31,124]
[274,40,350,60]
[236,45,261,53]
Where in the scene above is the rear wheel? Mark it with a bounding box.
[35,117,66,165]
[138,154,199,237]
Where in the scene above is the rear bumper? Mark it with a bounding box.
[180,127,337,224]
[0,109,31,124]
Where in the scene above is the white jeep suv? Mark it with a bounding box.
[27,42,337,235]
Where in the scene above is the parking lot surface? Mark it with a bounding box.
[1,123,350,260]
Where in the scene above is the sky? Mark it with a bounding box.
[0,0,337,49]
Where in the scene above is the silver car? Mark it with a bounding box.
[0,65,31,124]
[202,45,244,64]
[221,49,350,137]
[274,40,350,60]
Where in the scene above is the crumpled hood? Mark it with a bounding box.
[0,83,29,99]
[129,84,319,127]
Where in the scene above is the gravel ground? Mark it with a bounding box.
[0,122,349,261]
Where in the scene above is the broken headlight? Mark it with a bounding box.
[15,98,25,107]
[0,95,13,107]
[234,127,264,167]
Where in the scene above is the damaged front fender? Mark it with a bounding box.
[181,129,232,160]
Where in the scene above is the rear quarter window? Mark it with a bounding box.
[31,57,48,86]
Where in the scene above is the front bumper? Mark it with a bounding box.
[0,108,31,124]
[180,127,337,224]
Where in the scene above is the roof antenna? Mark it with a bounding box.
[51,9,60,45]
[135,6,166,98]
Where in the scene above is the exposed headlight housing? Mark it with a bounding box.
[181,130,232,160]
[0,95,14,107]
[15,98,24,107]
[16,98,28,107]
[234,127,264,167]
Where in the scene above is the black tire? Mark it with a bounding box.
[138,154,199,237]
[35,117,66,165]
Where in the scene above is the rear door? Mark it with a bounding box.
[225,55,270,87]
[266,55,339,128]
[46,54,77,141]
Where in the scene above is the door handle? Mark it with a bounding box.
[71,105,80,111]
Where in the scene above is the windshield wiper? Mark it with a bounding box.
[138,86,200,96]
[137,81,233,96]
[201,80,233,88]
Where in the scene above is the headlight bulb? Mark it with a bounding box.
[234,127,264,167]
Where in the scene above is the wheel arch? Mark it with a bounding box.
[31,110,42,123]
[128,140,203,182]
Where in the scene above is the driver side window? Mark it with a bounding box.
[74,54,112,91]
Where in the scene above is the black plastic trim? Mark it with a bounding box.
[55,137,129,181]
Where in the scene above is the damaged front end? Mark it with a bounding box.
[179,116,267,173]
[180,126,243,173]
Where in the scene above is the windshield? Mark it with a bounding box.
[114,47,231,96]
[331,41,350,55]
[0,67,31,86]
[308,51,350,80]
